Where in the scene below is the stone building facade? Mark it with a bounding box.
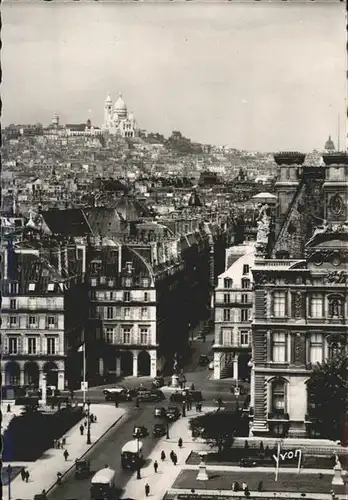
[250,152,348,438]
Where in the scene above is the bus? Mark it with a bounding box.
[90,467,116,499]
[121,440,144,470]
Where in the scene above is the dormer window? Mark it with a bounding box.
[47,283,55,292]
[241,278,250,290]
[126,262,133,275]
[243,264,250,275]
[224,278,233,289]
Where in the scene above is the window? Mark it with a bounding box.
[328,298,343,318]
[47,283,55,292]
[123,328,131,344]
[223,309,231,321]
[9,282,18,294]
[29,316,37,328]
[125,278,132,287]
[28,283,36,291]
[10,299,17,309]
[240,330,249,346]
[126,262,133,274]
[107,307,114,319]
[47,316,56,329]
[223,293,231,304]
[124,292,131,302]
[140,328,148,344]
[273,292,286,317]
[141,308,148,320]
[224,278,233,289]
[241,278,250,289]
[108,279,114,287]
[91,278,97,287]
[124,308,130,319]
[271,379,286,414]
[47,337,56,355]
[309,333,323,364]
[241,294,248,304]
[243,264,250,275]
[28,337,37,354]
[310,294,323,318]
[272,333,287,362]
[241,309,249,322]
[142,278,150,287]
[144,292,149,302]
[222,328,232,346]
[9,316,17,327]
[100,276,106,284]
[105,328,114,344]
[9,337,18,354]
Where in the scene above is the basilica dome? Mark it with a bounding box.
[114,93,127,117]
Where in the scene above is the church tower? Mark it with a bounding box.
[104,93,113,128]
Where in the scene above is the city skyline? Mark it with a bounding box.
[2,2,346,152]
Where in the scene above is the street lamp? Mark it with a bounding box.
[166,416,170,439]
[7,465,12,500]
[136,437,141,479]
[86,400,91,445]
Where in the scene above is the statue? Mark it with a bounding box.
[256,213,270,245]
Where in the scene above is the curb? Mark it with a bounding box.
[44,412,125,496]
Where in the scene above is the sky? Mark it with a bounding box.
[2,1,346,152]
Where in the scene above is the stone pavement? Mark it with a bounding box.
[3,404,125,500]
[1,403,25,435]
[120,406,214,500]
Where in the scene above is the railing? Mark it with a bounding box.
[268,412,290,421]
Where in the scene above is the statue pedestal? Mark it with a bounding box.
[332,465,344,486]
[39,373,47,407]
[171,374,179,388]
[197,452,209,481]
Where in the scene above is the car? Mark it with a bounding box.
[166,406,180,421]
[138,390,165,403]
[152,376,165,388]
[153,423,167,437]
[132,425,148,438]
[239,458,257,468]
[208,361,214,370]
[198,355,210,366]
[154,406,167,418]
[103,388,132,401]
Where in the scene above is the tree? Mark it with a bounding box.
[306,353,348,441]
[189,410,242,453]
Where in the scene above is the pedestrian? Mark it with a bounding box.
[20,467,25,481]
[190,383,195,391]
[154,460,158,473]
[25,470,30,482]
[84,420,88,427]
[7,403,11,412]
[173,452,178,465]
[115,398,119,408]
[161,450,166,461]
[178,437,183,448]
[145,482,150,497]
[57,439,62,449]
[170,450,175,463]
[57,472,62,485]
[42,490,47,499]
[53,439,57,449]
[63,449,69,461]
[258,481,263,492]
[93,414,97,423]
[217,396,222,409]
[79,424,84,435]
[70,389,74,400]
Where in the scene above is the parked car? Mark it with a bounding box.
[132,425,148,438]
[103,387,132,401]
[74,459,91,479]
[198,355,210,366]
[153,423,167,437]
[166,406,180,421]
[154,406,167,418]
[239,458,257,467]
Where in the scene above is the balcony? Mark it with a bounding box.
[267,411,289,421]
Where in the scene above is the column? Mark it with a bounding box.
[150,350,157,378]
[116,357,121,377]
[132,351,138,377]
[1,368,6,387]
[20,367,25,386]
[58,371,65,391]
[41,373,47,406]
[233,354,239,382]
[39,369,44,388]
[213,352,221,380]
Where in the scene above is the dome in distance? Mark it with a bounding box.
[114,93,127,113]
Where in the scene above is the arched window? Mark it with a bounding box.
[328,295,344,318]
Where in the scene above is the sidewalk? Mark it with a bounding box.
[120,406,214,500]
[1,403,25,435]
[3,404,125,500]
